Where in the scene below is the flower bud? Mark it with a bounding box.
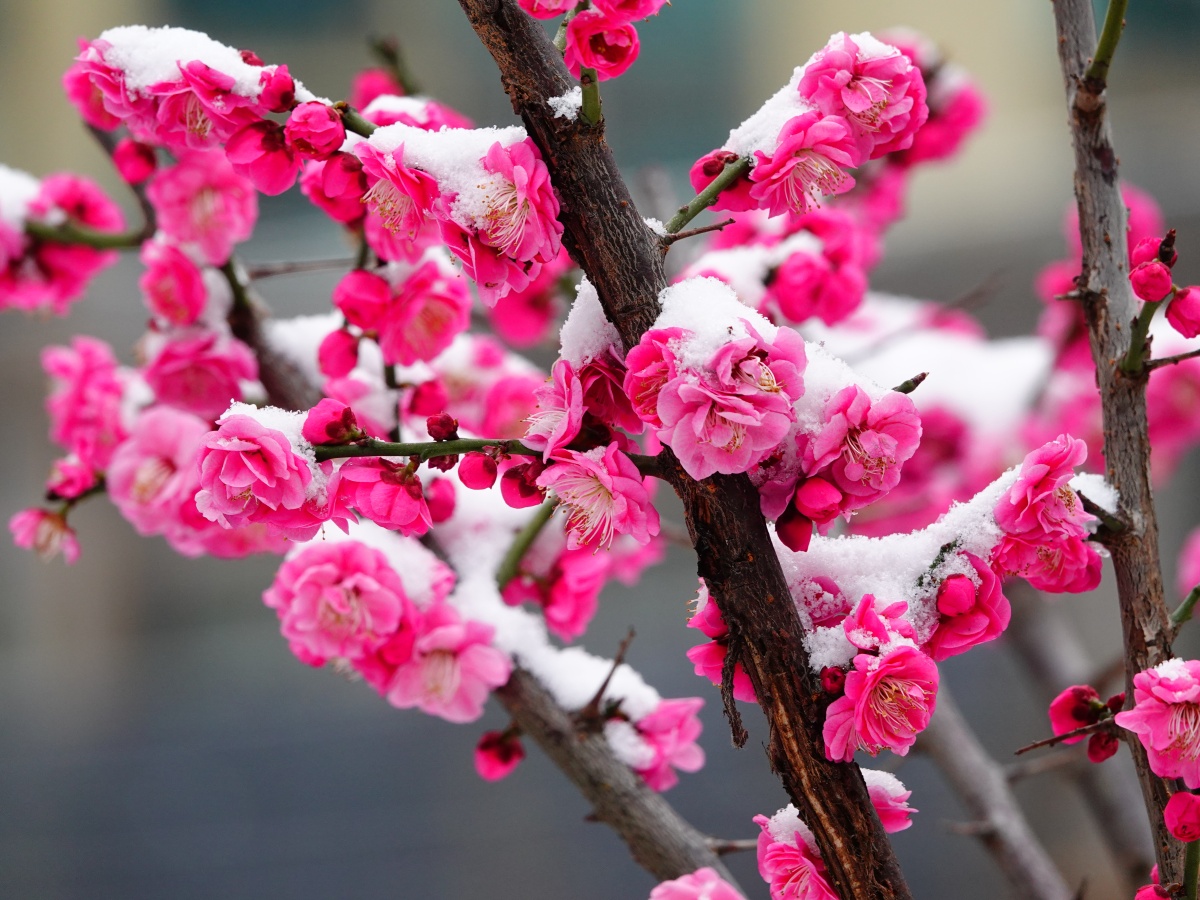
[794,476,842,523]
[459,453,498,490]
[474,730,525,781]
[1086,730,1120,763]
[426,413,459,442]
[1166,791,1200,842]
[775,503,813,552]
[258,63,296,113]
[425,477,457,523]
[1130,260,1174,303]
[820,666,846,695]
[112,138,157,184]
[317,329,359,378]
[302,398,361,445]
[285,102,347,161]
[935,574,977,617]
[409,380,449,417]
[1167,286,1200,339]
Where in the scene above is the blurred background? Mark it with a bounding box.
[2,0,1200,897]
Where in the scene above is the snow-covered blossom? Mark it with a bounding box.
[754,805,838,900]
[863,769,917,833]
[1116,658,1200,788]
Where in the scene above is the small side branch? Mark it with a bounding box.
[1084,0,1129,88]
[664,158,750,235]
[496,498,558,591]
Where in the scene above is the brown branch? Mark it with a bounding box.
[455,3,909,898]
[1013,720,1111,755]
[660,218,735,248]
[918,684,1074,900]
[1052,0,1179,883]
[494,668,736,884]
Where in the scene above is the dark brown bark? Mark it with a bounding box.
[455,2,910,897]
[1051,0,1180,884]
[494,669,735,884]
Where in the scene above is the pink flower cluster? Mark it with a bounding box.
[353,126,562,305]
[0,168,126,315]
[518,0,668,82]
[1047,683,1123,763]
[625,696,706,792]
[690,32,927,220]
[264,535,510,723]
[1115,658,1200,788]
[991,435,1102,594]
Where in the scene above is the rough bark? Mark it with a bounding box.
[919,685,1074,900]
[1051,0,1180,883]
[495,669,735,884]
[455,2,910,897]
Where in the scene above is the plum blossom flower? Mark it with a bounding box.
[649,868,746,900]
[523,359,585,462]
[1164,792,1200,842]
[863,769,917,833]
[536,443,660,550]
[924,553,1011,661]
[623,327,687,430]
[147,150,258,265]
[502,543,610,641]
[564,10,640,81]
[336,458,432,536]
[138,238,207,326]
[112,138,157,183]
[474,730,526,782]
[823,644,938,761]
[685,581,756,703]
[263,540,415,663]
[42,336,128,471]
[749,112,861,217]
[9,508,80,564]
[754,805,838,900]
[142,329,258,420]
[224,120,300,195]
[353,141,440,240]
[284,102,346,160]
[299,152,367,224]
[383,602,511,723]
[1115,658,1200,788]
[630,697,706,791]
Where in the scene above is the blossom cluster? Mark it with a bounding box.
[517,0,669,82]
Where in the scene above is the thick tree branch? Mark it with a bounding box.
[1052,0,1179,882]
[455,3,910,898]
[494,668,736,885]
[918,684,1074,900]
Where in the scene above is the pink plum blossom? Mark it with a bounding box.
[45,455,98,500]
[536,443,660,550]
[112,138,157,183]
[749,112,861,217]
[1048,684,1105,743]
[823,645,938,761]
[1115,658,1200,788]
[284,102,346,160]
[1164,792,1200,842]
[263,540,415,663]
[139,239,207,325]
[1167,286,1200,339]
[142,329,258,420]
[624,327,686,430]
[318,329,359,378]
[564,10,640,81]
[579,346,643,434]
[147,150,258,265]
[42,336,128,471]
[502,543,610,641]
[798,32,928,159]
[353,141,441,240]
[593,0,669,19]
[299,152,367,224]
[863,769,917,833]
[924,553,1011,661]
[1130,261,1174,303]
[484,249,570,347]
[523,359,585,461]
[516,0,576,18]
[685,582,756,702]
[349,67,403,108]
[632,697,706,791]
[648,868,746,900]
[336,458,432,536]
[224,120,300,195]
[9,508,80,564]
[376,259,472,366]
[302,399,362,446]
[383,602,511,723]
[754,806,838,900]
[688,149,756,213]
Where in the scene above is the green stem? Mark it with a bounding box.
[1120,298,1162,374]
[579,68,602,126]
[1172,586,1200,631]
[496,498,558,590]
[1085,0,1129,86]
[1187,837,1199,900]
[337,103,377,138]
[24,219,145,250]
[664,157,751,235]
[892,372,928,395]
[552,6,581,53]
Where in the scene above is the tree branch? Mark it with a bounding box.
[917,684,1074,900]
[455,3,910,897]
[1052,0,1179,882]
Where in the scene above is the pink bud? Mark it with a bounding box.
[333,269,390,331]
[426,413,459,442]
[241,49,266,66]
[112,138,157,184]
[302,398,360,445]
[409,380,448,416]
[1086,730,1120,763]
[1130,260,1174,303]
[794,477,842,523]
[474,730,525,781]
[1131,232,1177,268]
[1048,684,1102,742]
[459,453,498,490]
[820,665,846,694]
[1167,286,1200,339]
[258,64,296,113]
[318,329,359,378]
[425,477,457,523]
[285,102,347,161]
[936,574,977,617]
[500,461,546,508]
[1134,887,1168,900]
[775,504,813,552]
[1164,791,1200,842]
[225,120,300,196]
[1105,691,1126,715]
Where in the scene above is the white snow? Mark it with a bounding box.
[218,401,326,501]
[548,86,583,121]
[97,25,269,98]
[0,164,39,232]
[559,277,620,366]
[655,276,778,370]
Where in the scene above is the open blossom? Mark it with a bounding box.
[800,386,921,515]
[142,329,258,420]
[147,150,258,265]
[263,540,415,663]
[383,602,511,723]
[754,806,838,900]
[823,644,938,761]
[579,347,643,435]
[924,553,1010,661]
[42,336,128,471]
[1115,658,1200,788]
[299,152,367,224]
[336,458,432,536]
[797,32,928,160]
[523,359,585,461]
[224,120,299,195]
[537,443,660,550]
[377,259,472,366]
[631,697,706,791]
[862,769,916,833]
[139,239,207,325]
[194,413,329,540]
[749,112,861,217]
[9,508,80,564]
[563,10,640,81]
[649,868,746,900]
[623,327,687,430]
[686,582,756,703]
[502,543,610,641]
[353,141,440,240]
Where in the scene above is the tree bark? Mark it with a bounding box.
[1051,0,1180,883]
[455,2,911,897]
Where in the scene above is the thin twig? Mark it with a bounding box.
[661,218,735,247]
[577,628,636,730]
[1084,0,1130,87]
[1013,720,1111,755]
[707,838,758,856]
[247,257,358,280]
[664,159,750,235]
[1147,346,1200,371]
[1005,746,1086,782]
